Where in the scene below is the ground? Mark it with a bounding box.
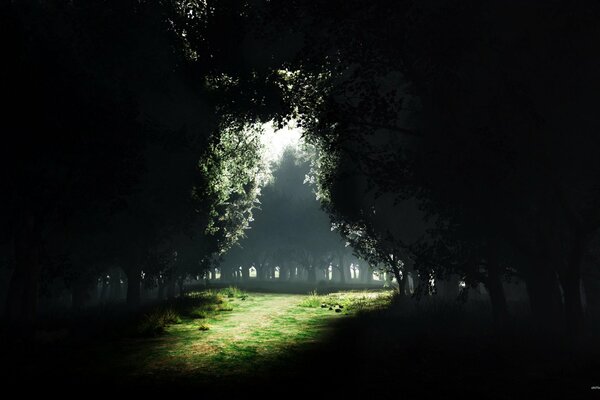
[2,289,392,392]
[117,292,363,382]
[3,289,600,397]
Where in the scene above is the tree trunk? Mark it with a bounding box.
[390,264,405,298]
[337,253,346,284]
[178,277,185,298]
[525,266,563,331]
[255,264,263,280]
[166,276,176,299]
[126,269,141,308]
[278,265,284,280]
[581,256,600,313]
[486,252,509,327]
[437,274,460,301]
[384,271,392,287]
[100,276,109,303]
[110,270,122,301]
[360,264,372,283]
[307,266,316,283]
[343,264,351,283]
[72,277,94,311]
[5,212,41,326]
[559,240,585,338]
[157,279,165,300]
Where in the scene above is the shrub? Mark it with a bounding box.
[137,307,181,337]
[219,286,246,299]
[190,309,209,319]
[217,301,234,311]
[299,290,323,308]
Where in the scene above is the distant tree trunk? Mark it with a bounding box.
[178,276,185,298]
[307,266,316,283]
[255,263,263,280]
[525,265,563,331]
[100,276,109,303]
[360,264,371,283]
[338,265,345,284]
[582,254,600,313]
[559,239,586,338]
[166,276,176,299]
[486,252,509,327]
[411,272,423,296]
[407,272,414,294]
[343,264,351,284]
[384,271,392,287]
[390,264,405,298]
[126,268,141,308]
[337,253,346,284]
[241,265,249,281]
[116,275,123,299]
[72,277,94,310]
[213,266,221,280]
[437,274,460,300]
[5,212,42,326]
[157,279,165,300]
[110,270,123,301]
[278,265,286,280]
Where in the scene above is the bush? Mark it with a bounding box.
[299,290,323,308]
[217,301,234,311]
[190,309,209,319]
[137,307,181,337]
[219,286,246,299]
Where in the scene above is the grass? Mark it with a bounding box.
[133,288,248,336]
[298,290,393,315]
[2,289,396,390]
[299,290,322,307]
[5,289,600,397]
[218,286,247,299]
[136,307,182,337]
[109,290,393,382]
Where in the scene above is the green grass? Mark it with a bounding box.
[298,290,322,307]
[110,290,392,381]
[218,286,247,299]
[298,290,393,315]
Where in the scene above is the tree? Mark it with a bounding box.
[257,0,600,336]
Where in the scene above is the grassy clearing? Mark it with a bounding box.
[3,288,391,387]
[111,289,392,382]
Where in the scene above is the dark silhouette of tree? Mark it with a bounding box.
[258,0,600,335]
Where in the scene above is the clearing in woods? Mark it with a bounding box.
[105,290,391,384]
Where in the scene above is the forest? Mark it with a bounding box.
[1,0,600,396]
